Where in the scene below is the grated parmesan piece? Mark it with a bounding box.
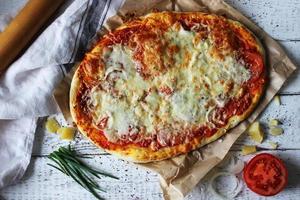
[273,95,281,106]
[241,145,257,155]
[247,122,264,143]
[270,127,283,136]
[45,118,60,133]
[268,118,280,127]
[269,142,278,149]
[57,127,76,140]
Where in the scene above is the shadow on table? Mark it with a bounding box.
[20,156,37,182]
[31,117,48,156]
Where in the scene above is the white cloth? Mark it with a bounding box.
[0,0,124,188]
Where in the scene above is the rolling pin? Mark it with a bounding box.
[0,0,64,75]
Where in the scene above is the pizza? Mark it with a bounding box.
[70,11,266,162]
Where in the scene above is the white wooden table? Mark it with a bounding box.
[1,0,300,199]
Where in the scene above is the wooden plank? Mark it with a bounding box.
[226,0,300,41]
[2,150,300,200]
[2,0,300,40]
[280,42,300,65]
[0,156,162,200]
[31,95,300,157]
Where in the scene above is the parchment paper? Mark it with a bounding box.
[54,0,297,199]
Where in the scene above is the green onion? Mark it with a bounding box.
[47,145,118,200]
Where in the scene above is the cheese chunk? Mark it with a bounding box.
[269,142,278,149]
[57,127,76,140]
[247,122,264,143]
[268,118,280,127]
[270,127,283,136]
[45,118,60,133]
[274,95,281,105]
[241,145,257,155]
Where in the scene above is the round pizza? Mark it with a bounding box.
[70,12,266,162]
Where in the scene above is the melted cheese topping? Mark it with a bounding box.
[87,25,251,142]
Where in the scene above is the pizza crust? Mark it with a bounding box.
[70,11,266,163]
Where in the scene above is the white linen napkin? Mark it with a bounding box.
[0,0,124,188]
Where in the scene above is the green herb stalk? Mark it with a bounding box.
[48,145,118,200]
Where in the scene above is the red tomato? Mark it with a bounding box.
[243,51,264,80]
[243,153,288,196]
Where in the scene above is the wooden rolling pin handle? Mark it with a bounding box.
[0,0,64,75]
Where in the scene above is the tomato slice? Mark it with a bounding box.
[243,153,288,196]
[243,51,264,80]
